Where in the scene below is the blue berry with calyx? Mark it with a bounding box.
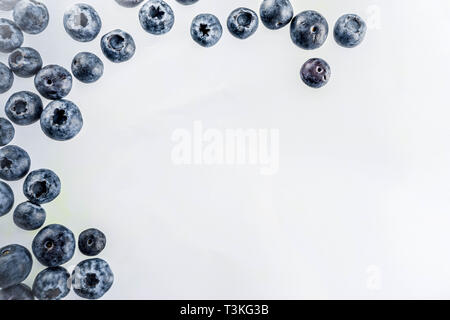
[0,0,20,11]
[8,47,43,78]
[23,169,61,205]
[0,18,23,53]
[71,52,104,84]
[259,0,293,30]
[0,181,14,217]
[79,228,106,256]
[5,91,43,126]
[32,224,75,267]
[0,62,14,94]
[34,65,73,100]
[334,14,367,48]
[139,0,175,35]
[101,29,136,63]
[0,244,32,289]
[64,3,102,43]
[227,7,259,40]
[72,258,114,300]
[13,201,46,231]
[13,0,49,35]
[0,145,30,181]
[300,58,331,88]
[190,13,222,48]
[32,267,70,300]
[0,283,34,300]
[0,118,15,146]
[290,10,328,50]
[115,0,144,7]
[175,0,198,4]
[40,99,83,141]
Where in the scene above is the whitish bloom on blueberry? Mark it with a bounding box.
[71,52,104,84]
[139,0,175,35]
[34,65,73,100]
[300,58,331,88]
[23,168,61,205]
[227,7,259,40]
[32,267,70,300]
[259,0,293,30]
[175,0,198,5]
[0,244,32,289]
[13,201,46,230]
[0,145,31,181]
[8,47,42,78]
[0,62,13,94]
[0,18,23,53]
[334,14,367,48]
[115,0,144,8]
[0,283,34,300]
[101,29,136,63]
[78,229,106,256]
[32,224,75,267]
[64,3,102,42]
[0,118,14,146]
[72,258,114,299]
[40,100,83,141]
[13,0,49,34]
[290,10,329,50]
[0,0,20,11]
[5,91,43,126]
[0,181,13,217]
[190,13,222,48]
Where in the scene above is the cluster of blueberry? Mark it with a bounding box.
[0,0,112,300]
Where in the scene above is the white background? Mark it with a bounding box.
[1,0,450,299]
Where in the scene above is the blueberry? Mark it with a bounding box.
[40,99,83,141]
[13,0,49,35]
[190,14,222,48]
[227,7,259,40]
[0,118,14,146]
[0,244,32,289]
[71,52,104,84]
[13,201,46,231]
[0,18,23,53]
[259,0,293,30]
[72,258,114,300]
[115,0,144,8]
[290,10,329,50]
[5,91,43,126]
[0,181,13,217]
[0,283,34,300]
[175,0,198,5]
[78,229,106,256]
[32,224,75,267]
[32,267,70,300]
[0,0,20,11]
[139,0,175,35]
[8,47,43,78]
[300,58,331,88]
[63,4,102,43]
[101,29,136,63]
[23,169,61,204]
[0,145,31,181]
[34,65,73,100]
[0,62,13,94]
[334,14,367,48]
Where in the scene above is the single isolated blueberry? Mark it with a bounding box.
[227,7,259,40]
[0,244,32,289]
[32,267,70,300]
[0,0,20,11]
[259,0,293,30]
[0,283,34,300]
[0,62,13,94]
[13,201,46,230]
[32,224,75,267]
[34,65,73,100]
[334,14,367,48]
[101,29,136,63]
[0,181,14,217]
[290,10,329,50]
[8,47,43,78]
[0,18,23,53]
[63,3,102,42]
[72,258,114,300]
[300,58,331,88]
[72,52,104,84]
[78,228,106,256]
[5,91,43,126]
[0,145,31,181]
[13,0,49,35]
[175,0,198,5]
[23,168,61,205]
[139,0,175,35]
[115,0,144,8]
[190,13,222,48]
[0,118,14,146]
[40,100,83,141]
